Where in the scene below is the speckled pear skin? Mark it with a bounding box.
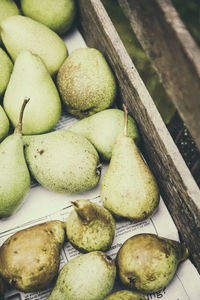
[66,200,116,252]
[101,135,159,221]
[21,0,76,35]
[0,106,9,142]
[104,290,146,300]
[68,108,140,161]
[3,50,61,135]
[117,234,189,294]
[0,48,13,98]
[23,131,101,193]
[1,15,68,76]
[57,48,117,118]
[47,251,116,300]
[0,220,66,292]
[0,0,20,45]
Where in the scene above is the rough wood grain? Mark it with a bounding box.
[117,0,200,152]
[77,0,200,272]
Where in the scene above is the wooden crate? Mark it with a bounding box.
[76,0,200,273]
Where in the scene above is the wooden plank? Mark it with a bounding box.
[77,0,200,272]
[117,0,200,152]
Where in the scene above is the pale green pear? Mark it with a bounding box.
[100,106,159,221]
[3,50,61,134]
[104,290,146,300]
[1,15,68,76]
[21,0,76,35]
[23,131,101,193]
[0,48,13,98]
[66,200,116,252]
[117,233,189,293]
[0,98,31,218]
[47,251,116,300]
[0,0,20,45]
[57,47,117,118]
[68,108,140,161]
[0,106,9,142]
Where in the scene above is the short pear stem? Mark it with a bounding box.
[123,104,128,137]
[14,97,30,134]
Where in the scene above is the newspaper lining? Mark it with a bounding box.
[0,26,200,300]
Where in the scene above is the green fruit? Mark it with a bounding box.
[0,98,30,218]
[68,108,140,161]
[0,105,9,142]
[104,290,146,300]
[57,47,117,118]
[0,220,66,292]
[66,200,116,252]
[1,15,68,76]
[23,131,101,193]
[21,0,76,35]
[0,0,20,45]
[3,50,61,134]
[0,47,13,98]
[100,106,159,221]
[117,233,189,294]
[47,251,116,300]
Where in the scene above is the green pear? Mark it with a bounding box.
[100,105,159,221]
[0,47,13,98]
[104,290,146,300]
[21,0,76,35]
[0,220,66,292]
[47,251,116,300]
[57,47,117,118]
[3,50,61,134]
[66,200,116,252]
[0,0,20,46]
[68,108,140,161]
[0,98,31,218]
[117,233,189,293]
[1,15,68,76]
[0,105,9,142]
[23,131,101,193]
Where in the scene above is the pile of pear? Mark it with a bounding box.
[0,0,189,299]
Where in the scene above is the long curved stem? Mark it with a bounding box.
[14,97,30,134]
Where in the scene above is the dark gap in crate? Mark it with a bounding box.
[167,113,200,187]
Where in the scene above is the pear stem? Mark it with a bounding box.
[123,104,128,136]
[14,97,30,134]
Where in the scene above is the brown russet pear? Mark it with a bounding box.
[47,251,116,300]
[0,98,31,218]
[100,105,159,221]
[66,200,116,252]
[104,290,146,300]
[57,47,117,118]
[117,233,189,293]
[0,220,66,292]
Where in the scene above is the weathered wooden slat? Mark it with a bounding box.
[77,0,200,272]
[117,0,200,152]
